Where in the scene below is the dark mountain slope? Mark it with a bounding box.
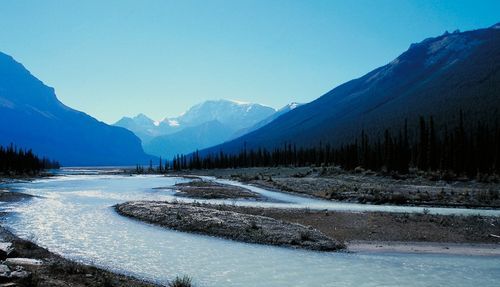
[0,52,154,166]
[202,26,500,155]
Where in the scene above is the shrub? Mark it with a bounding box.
[299,231,311,241]
[169,275,193,287]
[250,221,259,230]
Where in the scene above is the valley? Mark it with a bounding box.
[0,13,499,287]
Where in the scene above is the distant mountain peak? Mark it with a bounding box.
[226,99,250,105]
[135,113,150,118]
[220,98,276,110]
[133,113,154,121]
[114,98,277,151]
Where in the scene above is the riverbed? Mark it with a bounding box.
[1,172,499,286]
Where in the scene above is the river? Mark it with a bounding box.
[1,172,499,286]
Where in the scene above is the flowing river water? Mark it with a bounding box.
[1,171,500,286]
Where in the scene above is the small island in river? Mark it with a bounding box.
[169,180,264,200]
[115,201,345,251]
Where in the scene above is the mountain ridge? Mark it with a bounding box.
[0,52,154,166]
[114,99,276,144]
[200,25,500,156]
[114,99,290,158]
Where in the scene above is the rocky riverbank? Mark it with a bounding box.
[0,226,159,287]
[115,199,500,255]
[115,201,345,251]
[0,189,34,202]
[173,167,500,208]
[206,204,500,245]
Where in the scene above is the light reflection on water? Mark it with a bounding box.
[1,174,500,286]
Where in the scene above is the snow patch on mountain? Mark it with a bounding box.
[168,119,180,127]
[287,102,300,110]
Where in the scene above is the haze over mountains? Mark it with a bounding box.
[0,52,153,166]
[114,99,275,143]
[114,100,301,159]
[202,25,500,156]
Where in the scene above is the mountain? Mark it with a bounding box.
[230,102,302,139]
[173,99,276,130]
[114,99,276,144]
[202,25,500,155]
[143,120,234,159]
[113,113,180,144]
[0,52,154,166]
[115,99,277,157]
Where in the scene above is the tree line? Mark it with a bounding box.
[135,157,170,174]
[0,144,60,175]
[171,111,500,178]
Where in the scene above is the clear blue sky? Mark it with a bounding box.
[0,0,498,123]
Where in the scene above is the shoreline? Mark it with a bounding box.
[168,180,265,200]
[114,200,500,256]
[0,225,160,286]
[348,241,500,256]
[135,172,500,255]
[167,167,500,210]
[190,204,500,244]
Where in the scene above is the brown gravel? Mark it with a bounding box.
[173,167,500,208]
[208,204,500,244]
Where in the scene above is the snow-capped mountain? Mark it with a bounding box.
[173,99,276,130]
[114,99,278,157]
[114,99,276,142]
[113,113,181,143]
[230,102,303,139]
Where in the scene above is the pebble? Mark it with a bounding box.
[0,265,9,274]
[9,270,29,279]
[0,242,13,260]
[0,262,31,281]
[5,258,43,266]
